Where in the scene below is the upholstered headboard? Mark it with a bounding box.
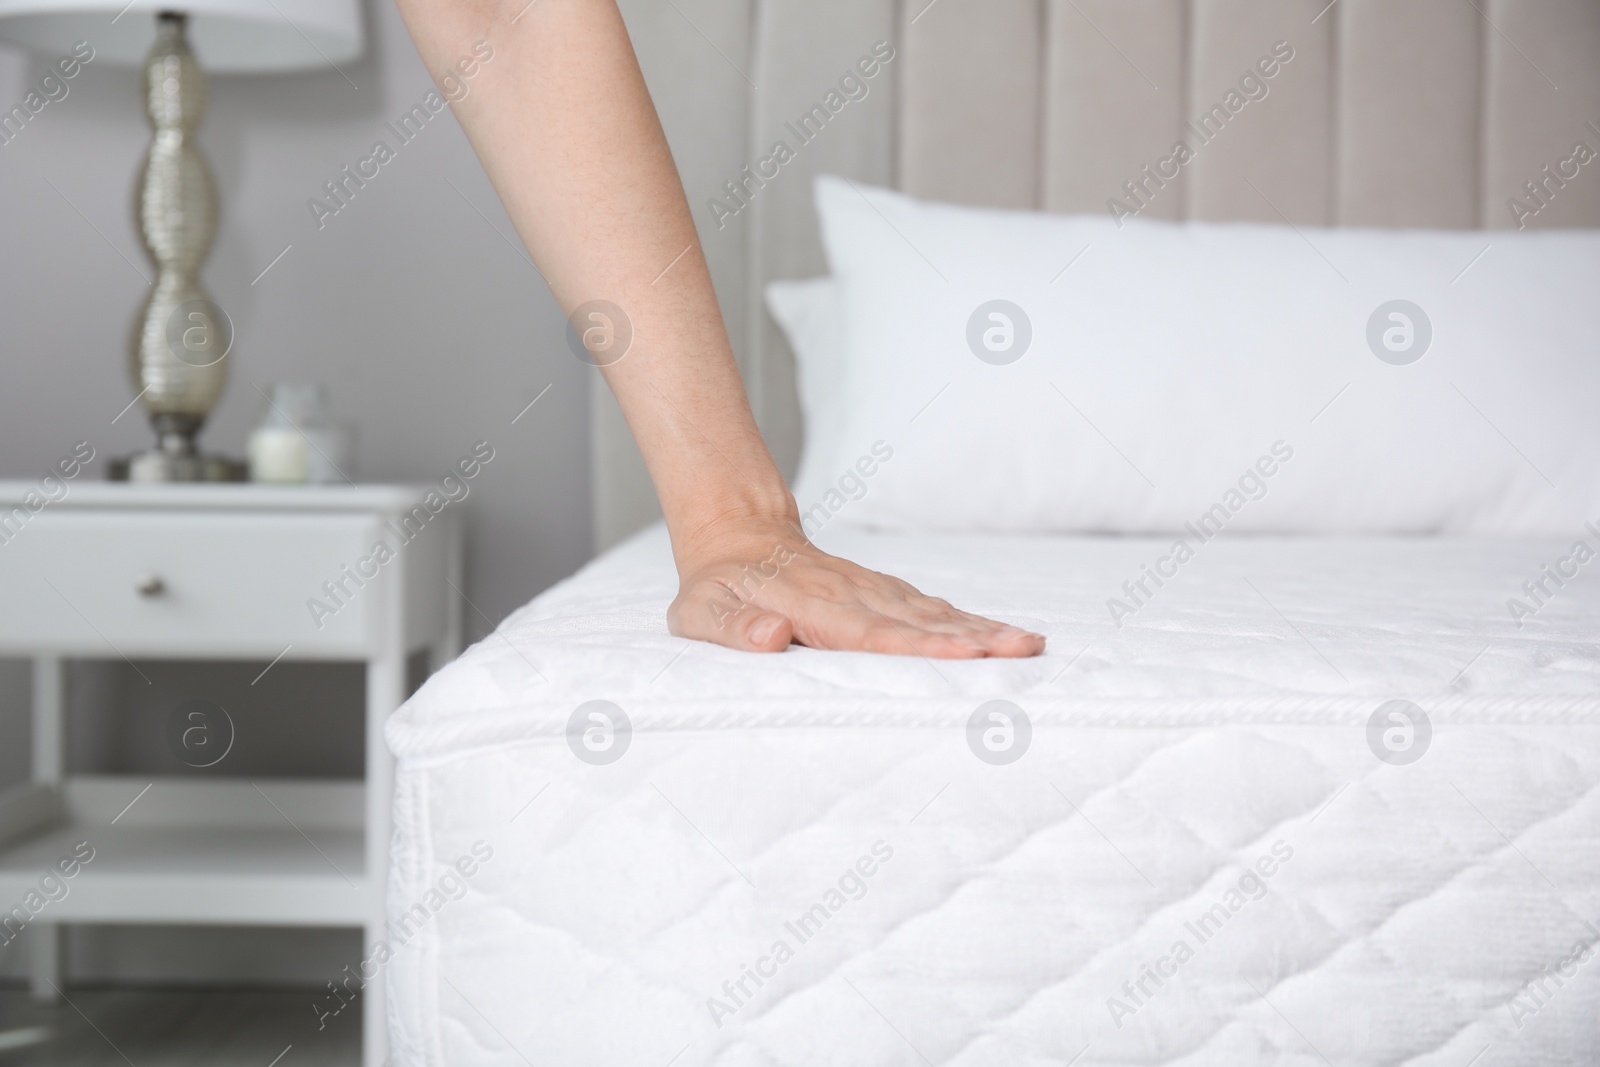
[595,0,1600,548]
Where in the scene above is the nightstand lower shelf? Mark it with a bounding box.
[0,777,371,928]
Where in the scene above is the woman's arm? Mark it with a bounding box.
[395,0,1043,658]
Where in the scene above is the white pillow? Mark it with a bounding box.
[804,175,1600,535]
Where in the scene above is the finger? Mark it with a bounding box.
[981,627,1048,657]
[859,617,994,659]
[742,611,794,652]
[786,597,989,659]
[840,585,1018,653]
[669,580,794,653]
[853,578,1038,645]
[907,600,1047,656]
[896,614,1021,645]
[849,593,992,657]
[884,608,1046,658]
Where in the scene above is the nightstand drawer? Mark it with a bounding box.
[0,510,382,656]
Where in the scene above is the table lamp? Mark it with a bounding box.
[0,0,363,481]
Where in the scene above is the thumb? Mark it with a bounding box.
[669,579,793,653]
[738,611,793,653]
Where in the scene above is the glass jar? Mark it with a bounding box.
[248,384,353,485]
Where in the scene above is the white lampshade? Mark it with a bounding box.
[0,0,362,73]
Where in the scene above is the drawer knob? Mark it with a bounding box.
[135,574,166,598]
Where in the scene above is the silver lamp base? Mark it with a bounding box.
[120,12,238,479]
[110,429,246,483]
[109,450,248,483]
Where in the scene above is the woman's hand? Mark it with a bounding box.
[668,514,1046,658]
[395,0,1039,659]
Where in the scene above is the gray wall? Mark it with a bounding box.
[0,0,753,984]
[0,0,753,987]
[0,0,595,629]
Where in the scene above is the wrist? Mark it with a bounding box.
[668,485,803,572]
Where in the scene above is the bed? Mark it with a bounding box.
[384,2,1600,1063]
[385,525,1600,1066]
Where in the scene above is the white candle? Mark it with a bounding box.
[249,426,310,483]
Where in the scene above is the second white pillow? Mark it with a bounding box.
[809,176,1600,535]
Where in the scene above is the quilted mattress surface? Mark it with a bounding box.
[385,525,1600,1066]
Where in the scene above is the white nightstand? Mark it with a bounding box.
[0,482,463,1067]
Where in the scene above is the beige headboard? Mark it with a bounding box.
[596,0,1600,548]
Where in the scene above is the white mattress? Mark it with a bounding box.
[386,525,1600,1066]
